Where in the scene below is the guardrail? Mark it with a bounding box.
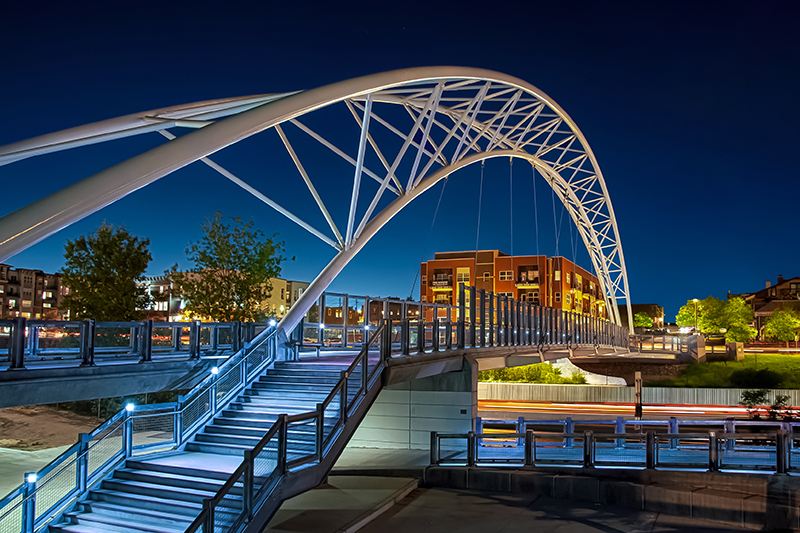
[0,325,279,533]
[430,428,796,474]
[0,318,269,369]
[304,285,628,351]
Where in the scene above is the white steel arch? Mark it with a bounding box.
[0,67,633,329]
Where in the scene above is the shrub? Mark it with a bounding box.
[478,363,586,384]
[729,369,782,389]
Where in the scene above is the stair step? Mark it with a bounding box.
[260,375,340,384]
[50,522,152,533]
[101,479,217,503]
[227,403,312,415]
[87,489,200,516]
[274,363,350,371]
[62,510,186,533]
[123,459,231,481]
[250,382,334,392]
[195,432,316,450]
[113,469,230,494]
[76,501,194,529]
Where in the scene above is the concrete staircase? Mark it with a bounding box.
[49,360,349,533]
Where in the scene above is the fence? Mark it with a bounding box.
[303,285,628,351]
[430,427,797,474]
[0,324,278,533]
[0,318,268,369]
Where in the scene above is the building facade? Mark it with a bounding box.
[419,250,608,319]
[0,263,66,320]
[730,275,800,335]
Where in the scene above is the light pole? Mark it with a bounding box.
[692,298,699,333]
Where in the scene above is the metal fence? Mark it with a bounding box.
[430,428,796,474]
[0,317,269,369]
[0,324,278,533]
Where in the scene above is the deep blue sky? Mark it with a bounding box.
[1,1,798,320]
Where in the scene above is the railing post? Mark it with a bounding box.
[381,319,391,364]
[174,399,184,446]
[430,431,439,465]
[28,323,38,358]
[22,472,36,533]
[316,403,324,459]
[123,408,133,457]
[524,429,533,466]
[77,433,90,493]
[232,321,242,352]
[479,289,486,348]
[777,429,788,475]
[724,418,735,451]
[416,317,425,354]
[488,292,494,346]
[669,417,678,449]
[79,319,96,367]
[467,431,476,466]
[189,320,200,360]
[469,286,477,348]
[243,450,254,521]
[564,417,573,448]
[210,371,218,415]
[708,431,719,472]
[401,319,410,356]
[138,320,153,363]
[583,430,594,468]
[457,283,466,349]
[203,498,214,533]
[9,316,26,370]
[432,316,440,352]
[646,430,656,469]
[340,371,348,422]
[278,414,288,475]
[615,416,625,449]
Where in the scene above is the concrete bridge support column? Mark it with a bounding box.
[348,357,478,450]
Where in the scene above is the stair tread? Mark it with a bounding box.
[116,468,226,486]
[89,488,201,512]
[64,511,186,533]
[103,479,218,498]
[77,501,195,524]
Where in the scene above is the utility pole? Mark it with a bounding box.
[634,371,643,420]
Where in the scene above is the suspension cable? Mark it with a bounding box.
[532,163,540,257]
[509,158,514,257]
[409,177,450,300]
[475,161,485,252]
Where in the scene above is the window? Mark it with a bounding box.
[566,272,571,283]
[554,271,561,281]
[421,295,427,302]
[280,288,285,299]
[421,275,427,285]
[43,303,51,308]
[498,292,513,298]
[435,294,449,304]
[0,286,3,294]
[8,300,16,309]
[565,294,571,304]
[22,300,31,308]
[499,271,513,281]
[555,292,561,302]
[483,272,491,281]
[456,268,470,283]
[590,282,594,290]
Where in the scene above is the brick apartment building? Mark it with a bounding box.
[419,250,608,319]
[730,275,800,336]
[0,263,65,320]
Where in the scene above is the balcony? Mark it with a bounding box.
[515,277,540,289]
[430,275,453,290]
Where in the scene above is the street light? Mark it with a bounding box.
[692,299,699,333]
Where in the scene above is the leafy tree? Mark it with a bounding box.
[676,299,703,328]
[676,296,755,342]
[764,308,800,344]
[170,212,288,322]
[61,223,152,320]
[739,389,769,418]
[633,312,653,328]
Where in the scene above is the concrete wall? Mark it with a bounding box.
[349,359,476,450]
[478,382,800,407]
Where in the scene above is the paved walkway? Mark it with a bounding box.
[0,445,71,496]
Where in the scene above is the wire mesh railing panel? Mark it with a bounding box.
[593,435,646,466]
[210,471,245,533]
[87,423,123,479]
[346,365,364,410]
[476,434,523,463]
[656,438,709,467]
[34,454,78,520]
[0,493,23,533]
[254,432,280,480]
[532,438,583,464]
[286,418,317,465]
[217,364,243,404]
[182,389,211,434]
[719,437,776,469]
[132,411,175,449]
[437,436,469,465]
[322,392,342,447]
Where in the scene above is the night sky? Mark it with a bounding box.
[1,1,798,320]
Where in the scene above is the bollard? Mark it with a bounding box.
[645,430,656,469]
[430,431,439,465]
[79,319,96,367]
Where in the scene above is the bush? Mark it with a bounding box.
[479,363,586,384]
[729,369,782,389]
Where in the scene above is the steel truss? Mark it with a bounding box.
[0,67,633,328]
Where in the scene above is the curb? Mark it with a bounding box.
[334,478,419,533]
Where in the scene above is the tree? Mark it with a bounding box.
[633,312,653,328]
[60,223,152,321]
[676,296,756,342]
[739,389,769,419]
[764,308,800,345]
[721,297,757,342]
[676,299,703,328]
[170,212,288,322]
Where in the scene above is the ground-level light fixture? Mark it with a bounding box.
[269,319,276,327]
[211,367,219,375]
[26,474,37,484]
[125,403,135,412]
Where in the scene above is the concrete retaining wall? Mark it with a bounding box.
[478,382,800,406]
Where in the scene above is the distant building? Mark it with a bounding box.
[730,275,800,336]
[139,274,310,321]
[0,263,66,320]
[419,250,608,319]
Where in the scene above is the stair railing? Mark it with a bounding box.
[185,320,391,533]
[0,325,280,533]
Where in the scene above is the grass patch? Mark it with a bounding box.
[479,363,587,384]
[647,354,800,388]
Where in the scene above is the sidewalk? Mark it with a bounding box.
[0,445,71,496]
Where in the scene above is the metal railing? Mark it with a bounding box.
[0,318,269,369]
[0,325,279,533]
[431,428,795,474]
[184,321,391,533]
[303,285,628,352]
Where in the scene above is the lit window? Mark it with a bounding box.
[421,275,427,285]
[499,271,513,281]
[43,303,51,308]
[421,295,427,302]
[483,272,491,281]
[554,271,561,281]
[566,272,571,283]
[0,286,3,294]
[22,300,31,308]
